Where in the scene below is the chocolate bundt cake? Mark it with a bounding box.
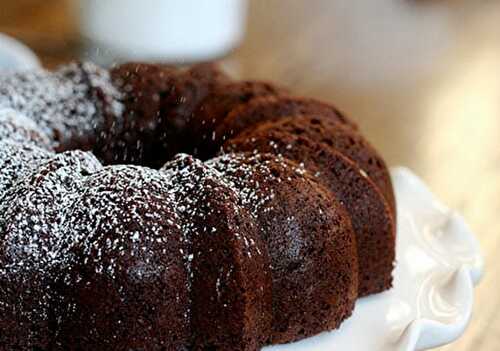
[0,61,396,350]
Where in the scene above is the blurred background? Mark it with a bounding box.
[0,0,499,349]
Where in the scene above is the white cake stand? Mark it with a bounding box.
[265,167,484,351]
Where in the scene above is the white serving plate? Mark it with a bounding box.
[0,33,40,71]
[265,167,484,351]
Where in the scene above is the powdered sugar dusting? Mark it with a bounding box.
[0,140,54,200]
[207,153,283,218]
[67,165,183,279]
[0,62,123,150]
[0,150,103,276]
[0,109,53,149]
[162,153,262,278]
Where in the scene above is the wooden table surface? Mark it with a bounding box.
[1,1,499,350]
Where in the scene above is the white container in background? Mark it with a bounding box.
[77,0,248,63]
[0,33,40,71]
